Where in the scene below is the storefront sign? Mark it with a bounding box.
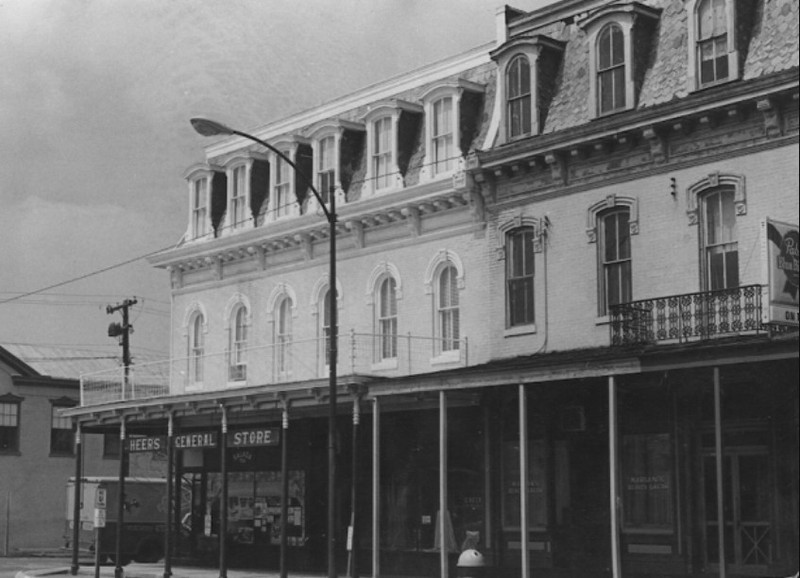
[127,435,166,453]
[174,431,218,449]
[228,427,279,448]
[763,218,799,325]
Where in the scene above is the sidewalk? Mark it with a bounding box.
[16,562,326,578]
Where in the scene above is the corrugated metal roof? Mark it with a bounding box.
[1,344,125,379]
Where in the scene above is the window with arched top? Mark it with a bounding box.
[436,264,460,353]
[597,24,626,115]
[701,187,739,291]
[598,207,633,315]
[507,55,532,139]
[377,276,398,361]
[228,304,248,382]
[506,227,535,327]
[189,312,205,385]
[275,297,293,376]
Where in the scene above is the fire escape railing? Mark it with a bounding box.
[609,284,770,346]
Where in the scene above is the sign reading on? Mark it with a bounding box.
[95,488,107,509]
[228,427,280,448]
[127,435,166,453]
[174,431,218,449]
[94,508,106,528]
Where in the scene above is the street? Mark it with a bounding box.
[0,557,73,578]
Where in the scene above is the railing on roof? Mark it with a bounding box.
[609,284,771,346]
[79,331,469,407]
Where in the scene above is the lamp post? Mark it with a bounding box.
[191,118,339,578]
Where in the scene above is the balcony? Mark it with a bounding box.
[609,284,770,346]
[79,332,469,407]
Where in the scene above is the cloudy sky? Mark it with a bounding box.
[0,0,551,364]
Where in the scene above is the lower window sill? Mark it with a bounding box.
[504,324,537,338]
[371,358,399,371]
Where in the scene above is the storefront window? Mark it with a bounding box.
[622,433,673,529]
[502,440,547,529]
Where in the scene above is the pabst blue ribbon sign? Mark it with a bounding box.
[763,218,799,325]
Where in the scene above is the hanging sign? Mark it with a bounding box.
[174,431,218,449]
[127,435,166,453]
[762,219,799,325]
[228,427,280,448]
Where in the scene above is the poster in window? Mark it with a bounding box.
[762,218,799,325]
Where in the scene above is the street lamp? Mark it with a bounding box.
[191,117,340,578]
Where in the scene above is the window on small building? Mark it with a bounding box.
[431,97,455,175]
[275,297,293,376]
[188,312,205,385]
[697,0,729,85]
[623,433,674,529]
[597,24,626,115]
[599,208,632,314]
[192,178,208,239]
[373,117,393,191]
[317,136,336,204]
[0,399,21,453]
[230,165,248,229]
[377,276,398,361]
[228,305,248,382]
[506,227,535,327]
[507,55,532,139]
[701,187,739,291]
[50,405,75,455]
[274,154,293,219]
[436,264,460,353]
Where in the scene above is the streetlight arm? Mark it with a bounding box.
[190,118,333,223]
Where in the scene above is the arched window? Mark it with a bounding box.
[697,0,729,85]
[506,227,535,327]
[275,297,293,375]
[598,208,632,314]
[377,276,398,361]
[506,55,531,138]
[189,312,205,385]
[701,187,738,290]
[228,305,248,382]
[597,24,626,114]
[436,264,460,353]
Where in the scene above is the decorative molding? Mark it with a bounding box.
[757,98,782,138]
[266,283,299,320]
[686,172,746,226]
[346,220,365,249]
[181,302,209,337]
[309,275,344,316]
[223,293,252,328]
[423,249,466,295]
[401,206,421,237]
[643,126,667,164]
[545,152,566,185]
[365,261,403,304]
[586,195,640,243]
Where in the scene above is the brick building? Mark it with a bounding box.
[64,0,798,576]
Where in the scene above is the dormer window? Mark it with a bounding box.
[266,136,309,222]
[597,24,626,114]
[507,55,532,138]
[687,0,739,90]
[491,36,565,143]
[580,2,661,118]
[420,79,485,182]
[318,136,336,203]
[184,163,224,241]
[217,153,269,235]
[309,119,366,209]
[230,164,249,229]
[362,100,423,196]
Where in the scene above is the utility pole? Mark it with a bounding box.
[106,298,136,578]
[107,297,137,399]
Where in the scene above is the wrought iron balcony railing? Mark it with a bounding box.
[79,331,469,407]
[609,284,768,346]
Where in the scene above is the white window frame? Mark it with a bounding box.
[420,80,484,183]
[310,275,342,377]
[423,249,466,363]
[275,296,293,377]
[700,187,739,291]
[365,262,403,369]
[308,119,365,213]
[188,312,205,387]
[224,156,256,233]
[362,100,422,196]
[183,164,219,242]
[687,0,739,90]
[224,294,251,385]
[579,3,660,119]
[267,137,305,222]
[598,207,633,316]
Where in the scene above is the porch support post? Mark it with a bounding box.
[714,367,727,578]
[371,397,380,578]
[608,376,622,578]
[70,423,82,575]
[163,412,174,578]
[519,384,530,578]
[114,418,127,578]
[349,396,361,578]
[280,401,290,578]
[439,390,448,578]
[219,405,228,578]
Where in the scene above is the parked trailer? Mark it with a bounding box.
[65,477,167,564]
